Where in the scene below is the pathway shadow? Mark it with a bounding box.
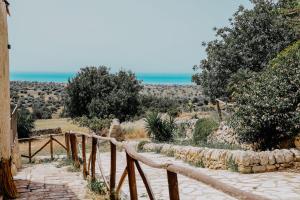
[11,179,80,200]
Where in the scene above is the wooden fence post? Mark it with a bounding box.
[216,100,223,121]
[110,141,117,199]
[167,171,180,200]
[126,152,138,200]
[50,135,54,160]
[70,134,80,168]
[91,137,97,181]
[82,135,87,179]
[65,132,70,159]
[28,139,32,163]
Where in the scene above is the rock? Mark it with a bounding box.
[258,152,269,165]
[236,151,251,166]
[238,166,252,174]
[282,149,294,163]
[266,165,276,172]
[274,150,285,163]
[252,165,266,173]
[294,162,300,168]
[108,119,124,141]
[295,136,300,149]
[290,148,300,162]
[268,152,276,165]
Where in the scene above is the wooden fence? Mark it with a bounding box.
[19,134,67,163]
[19,132,270,200]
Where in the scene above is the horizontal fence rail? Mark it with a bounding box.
[19,131,270,200]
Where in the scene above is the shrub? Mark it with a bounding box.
[145,112,176,142]
[65,66,142,122]
[73,116,111,134]
[138,95,180,116]
[193,118,218,144]
[88,180,107,195]
[17,107,35,138]
[230,41,300,150]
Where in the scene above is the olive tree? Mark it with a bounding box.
[65,66,142,122]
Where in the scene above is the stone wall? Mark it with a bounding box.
[31,128,62,137]
[141,143,300,173]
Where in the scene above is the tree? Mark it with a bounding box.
[230,40,300,150]
[17,108,35,138]
[192,0,297,100]
[65,66,142,122]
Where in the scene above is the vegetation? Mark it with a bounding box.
[65,66,142,122]
[145,112,176,142]
[230,41,300,150]
[192,118,218,144]
[192,0,297,100]
[227,156,238,172]
[10,81,65,118]
[73,116,111,134]
[88,180,107,195]
[138,95,181,117]
[17,107,35,138]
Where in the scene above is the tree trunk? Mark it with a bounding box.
[0,1,18,198]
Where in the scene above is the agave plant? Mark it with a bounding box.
[144,112,176,142]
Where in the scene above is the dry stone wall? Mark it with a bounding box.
[141,143,300,173]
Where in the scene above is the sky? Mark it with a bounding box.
[8,0,252,73]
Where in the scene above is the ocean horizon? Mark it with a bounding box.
[10,72,194,85]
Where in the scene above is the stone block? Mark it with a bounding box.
[238,166,252,174]
[252,165,266,173]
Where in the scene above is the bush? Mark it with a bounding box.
[145,112,176,142]
[230,41,300,150]
[193,118,218,144]
[65,66,142,122]
[73,116,111,134]
[17,107,35,138]
[88,180,107,195]
[138,95,180,116]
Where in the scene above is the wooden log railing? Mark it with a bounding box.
[18,131,270,200]
[65,131,271,200]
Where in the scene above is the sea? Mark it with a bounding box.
[10,72,193,85]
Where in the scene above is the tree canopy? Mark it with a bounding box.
[230,40,300,150]
[192,0,298,100]
[65,66,142,122]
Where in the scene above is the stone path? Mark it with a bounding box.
[13,163,89,200]
[96,151,300,200]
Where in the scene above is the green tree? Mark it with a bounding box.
[193,0,297,100]
[17,107,35,138]
[65,66,142,122]
[230,41,300,150]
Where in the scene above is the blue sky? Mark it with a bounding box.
[8,0,252,73]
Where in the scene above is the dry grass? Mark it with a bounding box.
[121,119,148,139]
[34,118,89,133]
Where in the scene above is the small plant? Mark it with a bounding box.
[137,141,150,152]
[145,112,176,142]
[193,118,218,144]
[227,156,238,172]
[88,180,107,195]
[194,160,205,168]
